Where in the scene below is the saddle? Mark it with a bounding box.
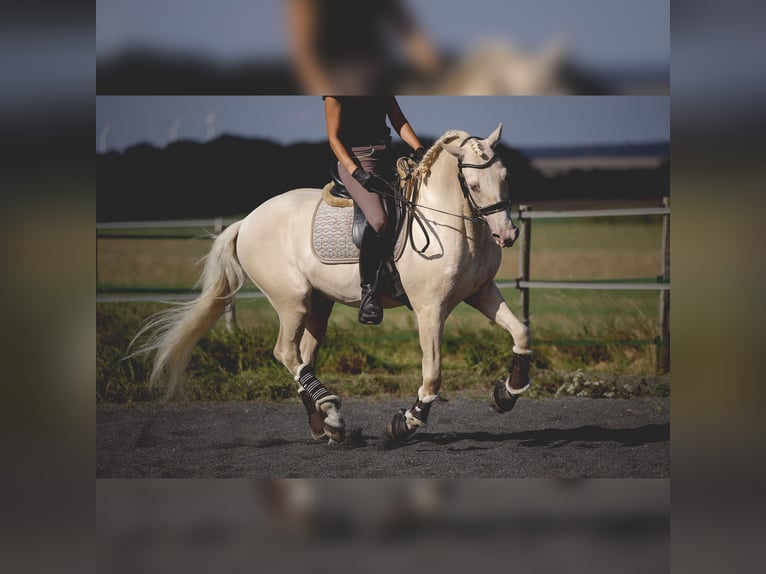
[327,158,419,248]
[327,161,369,249]
[311,159,417,309]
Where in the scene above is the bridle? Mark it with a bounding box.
[456,136,513,222]
[370,135,514,253]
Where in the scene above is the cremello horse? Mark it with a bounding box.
[132,124,532,447]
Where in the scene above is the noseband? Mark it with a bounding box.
[457,136,512,222]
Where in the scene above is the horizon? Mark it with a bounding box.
[97,132,670,157]
[96,96,670,154]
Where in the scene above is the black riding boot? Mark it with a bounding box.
[359,225,387,325]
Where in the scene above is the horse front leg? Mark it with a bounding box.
[464,281,533,413]
[383,305,444,448]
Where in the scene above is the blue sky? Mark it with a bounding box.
[96,96,669,152]
[96,0,669,69]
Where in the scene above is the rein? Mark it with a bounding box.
[375,137,512,253]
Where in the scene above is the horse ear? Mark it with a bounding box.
[486,123,503,148]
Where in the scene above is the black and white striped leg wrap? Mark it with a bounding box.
[297,366,330,402]
[295,365,340,409]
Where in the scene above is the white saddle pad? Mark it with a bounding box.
[311,198,406,265]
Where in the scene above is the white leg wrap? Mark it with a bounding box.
[417,385,439,403]
[316,394,341,410]
[406,386,438,428]
[513,346,533,355]
[318,397,344,430]
[505,380,531,395]
[405,411,425,428]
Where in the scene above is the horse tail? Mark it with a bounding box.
[128,220,246,400]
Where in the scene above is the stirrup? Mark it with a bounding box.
[359,286,383,325]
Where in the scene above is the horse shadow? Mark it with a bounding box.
[410,423,669,449]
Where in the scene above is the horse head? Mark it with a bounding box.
[439,124,518,247]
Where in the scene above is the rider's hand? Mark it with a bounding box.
[413,147,426,162]
[352,167,388,194]
[352,166,373,187]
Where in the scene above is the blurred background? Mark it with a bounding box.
[96,0,669,95]
[6,1,766,572]
[96,479,669,574]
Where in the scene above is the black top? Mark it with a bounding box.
[314,0,400,63]
[324,96,391,146]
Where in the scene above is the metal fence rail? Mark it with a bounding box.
[96,217,240,230]
[515,198,670,372]
[515,280,670,291]
[519,206,670,219]
[97,199,671,371]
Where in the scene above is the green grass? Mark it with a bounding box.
[96,217,670,403]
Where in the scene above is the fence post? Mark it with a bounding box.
[518,205,531,325]
[215,218,237,332]
[658,197,670,373]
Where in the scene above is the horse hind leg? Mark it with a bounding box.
[296,365,345,443]
[272,292,345,442]
[299,292,334,371]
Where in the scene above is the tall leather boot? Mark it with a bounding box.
[358,225,386,325]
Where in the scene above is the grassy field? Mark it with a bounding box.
[97,216,670,403]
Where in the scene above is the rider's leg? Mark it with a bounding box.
[338,157,390,324]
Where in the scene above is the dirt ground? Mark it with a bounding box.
[97,395,669,478]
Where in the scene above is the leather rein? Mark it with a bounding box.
[379,136,512,254]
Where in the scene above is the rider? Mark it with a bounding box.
[287,0,443,94]
[323,96,427,324]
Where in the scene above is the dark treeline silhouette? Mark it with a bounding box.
[97,52,302,95]
[97,136,667,222]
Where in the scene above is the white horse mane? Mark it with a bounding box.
[416,129,469,177]
[416,129,494,181]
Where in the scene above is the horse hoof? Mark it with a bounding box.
[300,389,330,440]
[325,425,345,443]
[380,409,416,450]
[490,379,520,413]
[308,414,328,440]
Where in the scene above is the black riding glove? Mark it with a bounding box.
[413,147,426,162]
[352,166,373,187]
[352,167,389,195]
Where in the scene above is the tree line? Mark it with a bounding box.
[97,135,667,222]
